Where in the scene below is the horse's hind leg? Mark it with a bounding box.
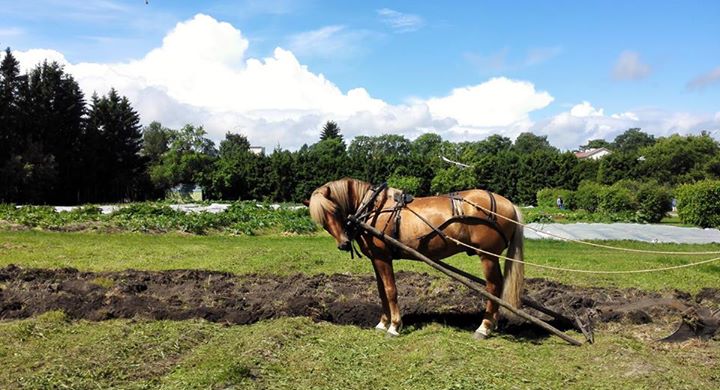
[372,258,402,336]
[475,254,502,339]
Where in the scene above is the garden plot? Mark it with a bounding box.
[1,265,718,341]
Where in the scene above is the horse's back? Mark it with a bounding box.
[388,189,515,255]
[414,189,515,219]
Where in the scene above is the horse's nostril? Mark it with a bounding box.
[338,241,351,251]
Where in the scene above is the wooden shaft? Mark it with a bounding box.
[354,218,583,346]
[433,258,579,331]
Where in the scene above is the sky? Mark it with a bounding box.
[1,0,719,150]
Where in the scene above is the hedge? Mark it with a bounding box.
[536,180,672,223]
[536,188,574,208]
[676,180,720,228]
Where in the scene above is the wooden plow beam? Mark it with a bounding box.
[350,217,587,346]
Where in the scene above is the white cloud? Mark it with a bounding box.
[7,14,556,150]
[12,49,70,73]
[426,77,553,129]
[534,102,720,149]
[569,101,604,117]
[11,14,715,152]
[612,50,651,80]
[376,8,424,33]
[687,66,720,90]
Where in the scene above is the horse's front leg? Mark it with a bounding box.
[475,254,502,339]
[372,257,402,336]
[371,260,390,332]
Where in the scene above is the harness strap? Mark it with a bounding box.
[387,191,414,258]
[448,192,464,216]
[346,186,510,259]
[435,192,509,248]
[344,182,388,260]
[404,207,451,243]
[485,190,498,222]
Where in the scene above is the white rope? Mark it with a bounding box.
[400,197,720,274]
[443,233,720,274]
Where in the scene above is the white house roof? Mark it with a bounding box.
[574,147,611,159]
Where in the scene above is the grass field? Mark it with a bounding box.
[2,230,719,291]
[1,231,719,389]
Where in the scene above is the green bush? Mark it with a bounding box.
[532,180,671,224]
[573,181,604,211]
[430,167,477,194]
[536,188,574,208]
[598,184,637,213]
[388,175,422,194]
[636,182,672,223]
[676,180,720,228]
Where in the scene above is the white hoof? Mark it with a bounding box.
[375,321,388,332]
[474,320,493,340]
[386,324,400,337]
[473,330,488,340]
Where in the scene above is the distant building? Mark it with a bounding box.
[574,147,611,160]
[249,146,265,155]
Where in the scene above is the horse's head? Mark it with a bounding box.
[307,179,369,251]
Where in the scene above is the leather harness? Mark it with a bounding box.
[345,183,510,259]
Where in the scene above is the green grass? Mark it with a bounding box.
[1,231,719,389]
[1,312,717,390]
[1,231,719,292]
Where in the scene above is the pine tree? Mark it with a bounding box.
[0,48,22,161]
[86,89,145,201]
[0,47,25,201]
[17,60,85,203]
[207,132,254,199]
[320,120,342,141]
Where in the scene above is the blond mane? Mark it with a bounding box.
[308,178,373,226]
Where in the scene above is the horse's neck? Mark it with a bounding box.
[350,179,373,213]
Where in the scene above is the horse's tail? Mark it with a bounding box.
[501,205,525,314]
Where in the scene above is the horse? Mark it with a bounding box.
[307,177,525,339]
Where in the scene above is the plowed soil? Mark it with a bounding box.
[1,265,718,339]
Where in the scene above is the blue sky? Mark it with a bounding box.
[1,1,719,150]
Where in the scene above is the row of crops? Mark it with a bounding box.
[0,202,318,235]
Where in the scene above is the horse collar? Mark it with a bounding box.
[343,182,388,259]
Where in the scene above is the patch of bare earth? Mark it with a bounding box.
[0,265,718,341]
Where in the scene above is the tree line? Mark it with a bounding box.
[2,49,719,205]
[1,48,145,204]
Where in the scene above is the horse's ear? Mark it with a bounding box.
[302,199,310,206]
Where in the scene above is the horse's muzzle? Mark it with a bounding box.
[337,240,351,251]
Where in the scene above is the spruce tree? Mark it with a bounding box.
[0,47,22,162]
[86,89,145,201]
[320,120,342,141]
[0,47,24,201]
[19,60,85,203]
